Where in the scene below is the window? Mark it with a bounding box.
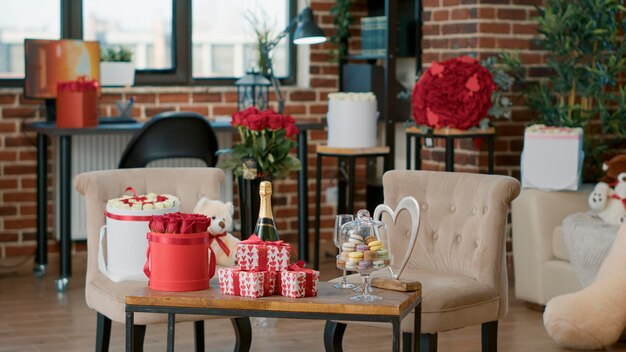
[83,0,173,70]
[191,0,290,79]
[0,0,61,78]
[0,0,295,85]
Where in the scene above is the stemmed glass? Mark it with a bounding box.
[333,214,356,289]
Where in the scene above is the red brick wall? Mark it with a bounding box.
[0,0,539,259]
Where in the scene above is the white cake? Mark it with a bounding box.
[326,92,378,148]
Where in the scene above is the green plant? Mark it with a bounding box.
[501,0,626,180]
[101,46,133,62]
[329,0,353,60]
[244,10,275,76]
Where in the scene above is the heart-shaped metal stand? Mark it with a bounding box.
[373,197,421,280]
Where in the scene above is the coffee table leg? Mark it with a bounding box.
[392,319,400,352]
[414,302,421,352]
[167,313,175,352]
[231,317,252,352]
[126,311,134,352]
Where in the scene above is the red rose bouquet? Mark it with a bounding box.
[148,213,210,234]
[217,107,301,180]
[412,56,496,130]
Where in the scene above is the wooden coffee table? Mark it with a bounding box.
[125,281,422,352]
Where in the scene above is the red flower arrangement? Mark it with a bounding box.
[412,56,496,130]
[218,107,301,180]
[149,213,210,234]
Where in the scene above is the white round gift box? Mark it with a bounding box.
[98,204,179,282]
[327,93,378,149]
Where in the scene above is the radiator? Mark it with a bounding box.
[54,133,232,240]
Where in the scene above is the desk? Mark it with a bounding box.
[125,281,422,352]
[23,120,323,291]
[405,126,496,173]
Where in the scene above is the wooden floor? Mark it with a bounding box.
[1,253,625,351]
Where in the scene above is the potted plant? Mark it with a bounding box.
[503,0,626,185]
[100,46,135,87]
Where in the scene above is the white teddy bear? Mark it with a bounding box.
[193,198,240,267]
[589,172,626,226]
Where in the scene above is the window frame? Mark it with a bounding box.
[0,0,297,87]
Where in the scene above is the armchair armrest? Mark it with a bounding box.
[512,187,591,304]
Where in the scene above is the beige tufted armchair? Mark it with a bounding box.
[325,170,520,352]
[75,168,251,351]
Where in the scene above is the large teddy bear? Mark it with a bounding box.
[193,198,240,267]
[589,155,626,225]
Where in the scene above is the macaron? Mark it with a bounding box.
[363,250,376,260]
[358,260,372,267]
[348,251,364,259]
[365,236,378,245]
[373,260,385,269]
[342,242,356,252]
[376,249,389,258]
[369,245,383,251]
[346,259,357,270]
[348,233,364,244]
[368,240,382,248]
[339,251,350,259]
[356,244,369,251]
[336,258,346,268]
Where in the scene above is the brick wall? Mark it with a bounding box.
[0,0,539,260]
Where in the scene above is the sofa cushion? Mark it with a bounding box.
[552,226,570,261]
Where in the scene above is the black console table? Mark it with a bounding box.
[23,120,323,292]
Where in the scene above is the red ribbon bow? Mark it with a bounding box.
[208,232,231,257]
[610,193,626,210]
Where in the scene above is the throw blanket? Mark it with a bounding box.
[563,212,620,287]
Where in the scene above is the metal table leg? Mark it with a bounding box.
[415,138,422,171]
[445,137,454,172]
[55,135,72,292]
[392,319,401,352]
[167,313,175,352]
[313,154,323,271]
[35,133,48,277]
[414,302,421,352]
[347,156,356,214]
[297,131,309,262]
[406,134,412,170]
[488,135,495,174]
[126,311,134,352]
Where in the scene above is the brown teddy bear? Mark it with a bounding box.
[589,154,626,225]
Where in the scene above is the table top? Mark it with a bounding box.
[316,145,390,156]
[23,120,324,136]
[126,282,421,317]
[406,126,496,136]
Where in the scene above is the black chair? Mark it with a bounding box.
[119,111,219,168]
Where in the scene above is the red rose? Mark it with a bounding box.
[267,111,283,130]
[193,215,210,233]
[149,216,166,233]
[282,114,296,129]
[166,213,181,234]
[179,214,196,234]
[412,56,495,130]
[231,107,259,128]
[247,113,268,131]
[285,123,299,137]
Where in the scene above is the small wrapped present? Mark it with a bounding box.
[277,261,319,298]
[218,267,276,298]
[235,234,290,272]
[56,76,99,128]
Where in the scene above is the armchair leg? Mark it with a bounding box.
[132,324,146,352]
[324,321,347,352]
[194,320,205,352]
[96,313,111,352]
[421,333,437,352]
[231,317,252,352]
[481,321,498,352]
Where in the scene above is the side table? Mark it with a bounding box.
[406,126,496,173]
[313,145,390,270]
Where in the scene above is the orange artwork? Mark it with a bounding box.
[24,39,100,99]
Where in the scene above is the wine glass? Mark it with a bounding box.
[334,214,356,289]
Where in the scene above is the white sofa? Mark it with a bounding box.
[511,187,592,306]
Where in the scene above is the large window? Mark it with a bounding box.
[0,0,61,79]
[192,0,290,79]
[0,0,295,86]
[83,0,173,70]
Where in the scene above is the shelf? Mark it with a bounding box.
[343,53,387,61]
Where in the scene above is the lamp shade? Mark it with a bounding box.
[235,70,271,111]
[293,7,327,45]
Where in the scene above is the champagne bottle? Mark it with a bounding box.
[254,181,279,241]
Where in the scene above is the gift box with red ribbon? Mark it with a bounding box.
[277,260,319,298]
[235,234,290,272]
[218,267,277,298]
[56,76,99,128]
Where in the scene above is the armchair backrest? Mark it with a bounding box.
[74,167,225,285]
[382,170,520,292]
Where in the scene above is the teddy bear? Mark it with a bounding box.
[589,155,626,225]
[193,197,240,267]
